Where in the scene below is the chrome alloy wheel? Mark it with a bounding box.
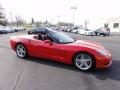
[16,44,27,58]
[75,53,92,71]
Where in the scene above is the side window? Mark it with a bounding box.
[46,34,54,42]
[38,33,53,42]
[38,34,45,41]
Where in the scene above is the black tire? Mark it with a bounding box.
[103,34,106,36]
[73,52,95,71]
[28,31,30,34]
[28,31,31,35]
[95,32,98,36]
[16,43,28,58]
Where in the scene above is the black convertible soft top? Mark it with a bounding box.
[28,27,52,34]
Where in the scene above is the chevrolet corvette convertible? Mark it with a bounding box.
[10,28,112,71]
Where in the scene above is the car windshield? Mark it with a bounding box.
[50,31,75,44]
[97,29,104,32]
[85,29,91,31]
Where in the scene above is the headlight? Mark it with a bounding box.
[97,50,108,56]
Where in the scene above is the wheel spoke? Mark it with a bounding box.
[22,50,26,54]
[17,50,21,53]
[85,59,91,62]
[84,62,89,68]
[21,52,25,56]
[81,54,84,59]
[17,46,21,50]
[76,59,80,65]
[79,62,84,68]
[76,58,82,62]
[18,52,22,55]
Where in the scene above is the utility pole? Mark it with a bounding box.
[31,18,34,24]
[85,20,89,29]
[85,20,87,29]
[70,6,77,27]
[15,16,18,27]
[10,12,13,24]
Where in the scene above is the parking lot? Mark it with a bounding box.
[0,31,120,90]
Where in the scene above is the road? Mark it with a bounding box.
[0,31,120,90]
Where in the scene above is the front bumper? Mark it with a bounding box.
[95,53,112,69]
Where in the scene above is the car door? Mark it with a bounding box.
[29,38,62,61]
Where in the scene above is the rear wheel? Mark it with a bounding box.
[73,52,95,71]
[16,44,28,58]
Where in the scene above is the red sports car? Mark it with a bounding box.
[10,28,112,71]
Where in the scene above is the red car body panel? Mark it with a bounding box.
[10,35,112,69]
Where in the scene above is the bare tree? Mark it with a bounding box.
[57,22,73,26]
[15,15,26,26]
[31,18,34,24]
[0,4,7,25]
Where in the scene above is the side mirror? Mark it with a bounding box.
[44,40,53,45]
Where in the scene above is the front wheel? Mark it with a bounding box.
[73,52,95,71]
[16,44,28,58]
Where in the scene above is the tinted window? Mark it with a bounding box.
[33,27,47,34]
[49,31,75,44]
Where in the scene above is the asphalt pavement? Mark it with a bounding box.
[0,31,120,90]
[111,32,120,37]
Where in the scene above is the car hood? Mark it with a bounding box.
[69,40,105,50]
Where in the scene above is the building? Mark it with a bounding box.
[86,17,120,32]
[104,17,120,32]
